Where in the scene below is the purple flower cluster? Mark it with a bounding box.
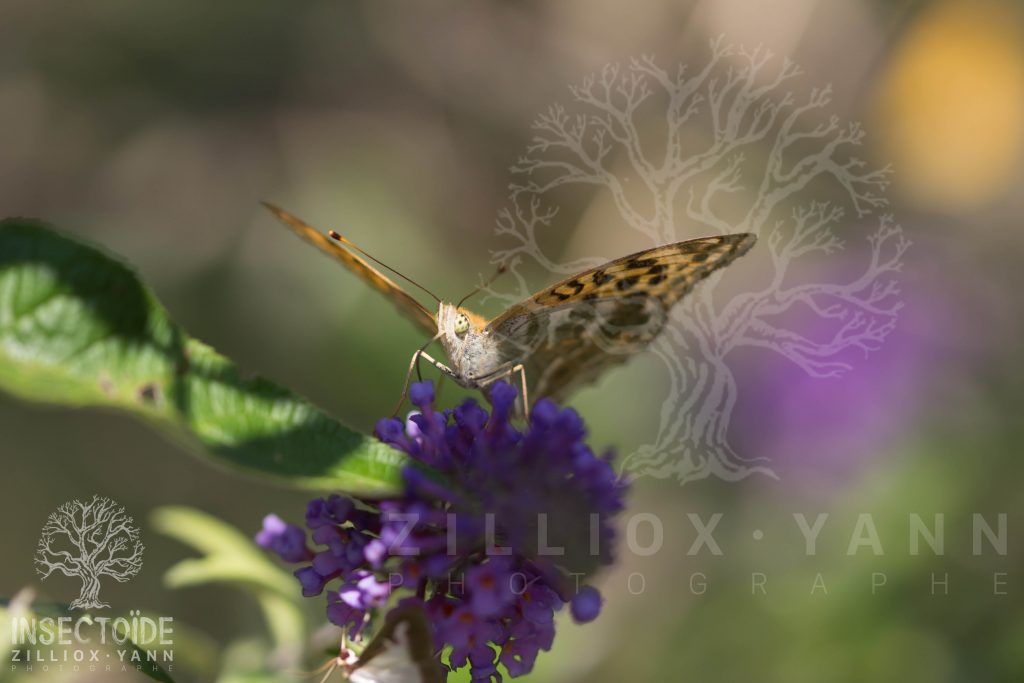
[257,381,628,681]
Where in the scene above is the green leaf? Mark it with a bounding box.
[0,218,406,494]
[151,507,298,601]
[152,507,306,663]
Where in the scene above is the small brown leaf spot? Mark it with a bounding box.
[137,383,160,405]
[99,374,116,396]
[177,348,190,376]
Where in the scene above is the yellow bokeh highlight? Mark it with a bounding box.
[873,0,1024,211]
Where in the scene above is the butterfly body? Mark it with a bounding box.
[263,202,756,405]
[435,303,510,389]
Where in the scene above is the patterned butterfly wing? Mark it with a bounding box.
[262,203,437,334]
[485,233,756,401]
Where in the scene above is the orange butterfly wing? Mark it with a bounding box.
[263,203,437,334]
[485,233,756,401]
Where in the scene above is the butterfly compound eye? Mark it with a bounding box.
[454,312,470,336]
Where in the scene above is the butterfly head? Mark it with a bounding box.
[438,303,484,339]
[454,311,471,337]
[437,303,504,387]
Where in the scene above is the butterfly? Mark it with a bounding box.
[317,606,441,683]
[264,203,755,411]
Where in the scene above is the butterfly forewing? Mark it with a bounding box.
[484,233,756,400]
[263,203,437,334]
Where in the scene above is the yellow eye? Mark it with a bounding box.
[454,313,470,336]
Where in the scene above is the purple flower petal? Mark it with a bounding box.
[255,514,309,563]
[570,586,602,623]
[294,566,328,597]
[409,381,434,408]
[262,380,628,680]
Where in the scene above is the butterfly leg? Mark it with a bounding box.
[481,363,530,419]
[392,347,458,417]
[512,363,529,419]
[418,351,457,381]
[393,347,433,417]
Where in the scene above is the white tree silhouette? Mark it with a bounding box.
[489,40,908,484]
[35,495,144,609]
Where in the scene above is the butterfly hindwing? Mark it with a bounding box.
[484,233,756,400]
[263,203,437,335]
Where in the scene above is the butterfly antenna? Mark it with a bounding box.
[326,230,442,304]
[457,263,509,308]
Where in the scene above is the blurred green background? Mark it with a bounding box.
[1,0,1022,681]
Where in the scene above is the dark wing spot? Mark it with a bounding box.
[615,276,639,291]
[552,278,586,301]
[568,305,596,323]
[592,271,614,285]
[672,275,695,288]
[605,300,651,328]
[555,320,585,336]
[627,257,658,269]
[648,274,665,285]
